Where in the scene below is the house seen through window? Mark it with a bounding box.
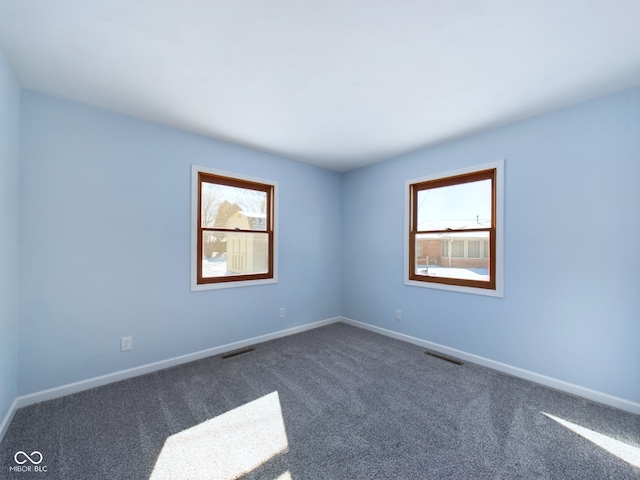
[408,163,502,294]
[194,168,276,289]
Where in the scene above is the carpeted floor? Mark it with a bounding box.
[1,323,639,479]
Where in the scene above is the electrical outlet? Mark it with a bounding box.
[280,307,286,318]
[121,336,132,351]
[395,310,402,321]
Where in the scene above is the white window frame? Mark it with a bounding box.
[191,164,279,291]
[404,160,504,297]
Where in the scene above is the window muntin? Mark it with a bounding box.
[409,168,497,290]
[195,170,275,287]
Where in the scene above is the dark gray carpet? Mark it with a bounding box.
[1,323,639,479]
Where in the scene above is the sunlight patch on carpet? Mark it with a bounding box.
[150,391,289,480]
[543,412,640,468]
[273,472,292,480]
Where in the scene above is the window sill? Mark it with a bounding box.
[191,277,278,292]
[404,278,503,297]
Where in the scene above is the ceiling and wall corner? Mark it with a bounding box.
[0,0,639,171]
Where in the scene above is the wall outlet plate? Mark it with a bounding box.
[121,336,132,351]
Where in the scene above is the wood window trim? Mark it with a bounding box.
[191,166,278,291]
[405,161,504,297]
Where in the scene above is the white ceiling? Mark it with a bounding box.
[1,0,639,172]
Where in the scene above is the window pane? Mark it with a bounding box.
[468,240,481,258]
[202,231,269,278]
[417,179,492,230]
[415,232,490,282]
[201,182,267,230]
[451,240,464,258]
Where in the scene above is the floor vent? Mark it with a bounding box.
[425,350,464,366]
[221,347,255,359]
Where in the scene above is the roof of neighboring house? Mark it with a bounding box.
[416,219,491,240]
[237,211,266,219]
[417,219,491,231]
[228,211,267,231]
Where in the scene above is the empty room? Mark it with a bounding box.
[1,1,639,478]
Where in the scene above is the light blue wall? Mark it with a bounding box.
[11,83,640,407]
[0,50,20,422]
[342,87,640,404]
[18,91,342,395]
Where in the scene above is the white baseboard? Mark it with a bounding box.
[0,397,18,444]
[340,316,640,415]
[3,312,637,445]
[15,317,341,411]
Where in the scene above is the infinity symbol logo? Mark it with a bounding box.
[14,451,43,465]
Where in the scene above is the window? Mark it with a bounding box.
[442,239,488,259]
[405,161,504,297]
[468,240,481,258]
[191,166,277,290]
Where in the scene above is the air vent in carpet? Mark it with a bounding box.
[221,347,255,359]
[425,350,464,365]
